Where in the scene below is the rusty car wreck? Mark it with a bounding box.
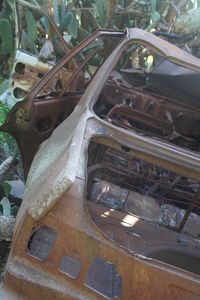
[1,28,200,299]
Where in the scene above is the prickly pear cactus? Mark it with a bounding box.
[0,19,13,55]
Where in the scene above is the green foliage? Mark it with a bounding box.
[68,12,78,39]
[60,0,66,26]
[53,0,59,26]
[11,205,19,217]
[0,182,19,217]
[81,9,99,32]
[0,183,11,217]
[2,182,11,199]
[40,16,49,33]
[148,11,160,30]
[0,197,11,216]
[0,132,17,160]
[25,10,38,43]
[78,26,90,41]
[104,0,109,11]
[0,103,9,126]
[150,0,157,13]
[0,80,9,96]
[95,0,106,27]
[61,11,73,31]
[0,19,13,55]
[0,102,17,159]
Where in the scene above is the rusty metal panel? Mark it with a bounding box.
[84,257,121,299]
[2,29,200,300]
[10,50,73,104]
[0,30,124,179]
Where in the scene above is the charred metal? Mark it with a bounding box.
[1,28,200,300]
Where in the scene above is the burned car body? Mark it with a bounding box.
[1,30,123,178]
[2,29,200,299]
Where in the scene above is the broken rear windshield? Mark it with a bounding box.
[94,42,200,152]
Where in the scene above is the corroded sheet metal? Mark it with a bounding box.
[0,29,124,179]
[3,29,200,300]
[95,71,200,151]
[10,50,73,103]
